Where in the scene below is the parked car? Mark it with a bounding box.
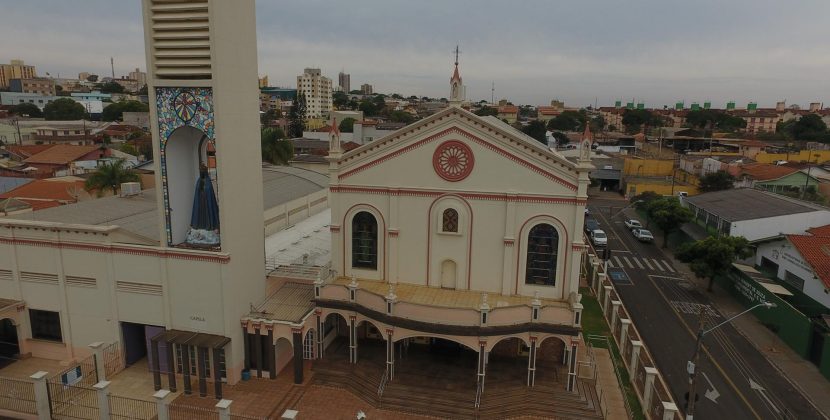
[590,229,608,247]
[584,217,599,235]
[632,228,654,242]
[624,219,643,230]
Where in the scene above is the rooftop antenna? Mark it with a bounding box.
[110,57,115,79]
[491,81,495,105]
[453,45,461,67]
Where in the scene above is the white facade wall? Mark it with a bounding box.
[755,240,830,309]
[730,210,830,241]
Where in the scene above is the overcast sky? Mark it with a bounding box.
[2,0,829,108]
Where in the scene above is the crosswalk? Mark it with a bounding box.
[607,255,676,273]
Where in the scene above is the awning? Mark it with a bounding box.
[150,329,230,349]
[757,282,794,296]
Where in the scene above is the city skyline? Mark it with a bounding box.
[2,0,829,107]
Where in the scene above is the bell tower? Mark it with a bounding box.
[142,0,264,381]
[449,45,465,106]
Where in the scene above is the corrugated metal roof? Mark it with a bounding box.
[684,188,827,222]
[251,282,314,323]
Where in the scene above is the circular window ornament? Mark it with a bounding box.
[172,91,200,123]
[433,140,474,182]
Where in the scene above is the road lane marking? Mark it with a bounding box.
[642,259,654,270]
[651,259,664,270]
[662,260,676,272]
[614,256,624,268]
[622,256,634,268]
[646,275,764,420]
[633,258,645,269]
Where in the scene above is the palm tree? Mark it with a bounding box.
[84,159,140,196]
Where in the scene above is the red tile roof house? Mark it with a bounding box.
[0,177,94,210]
[779,225,830,310]
[23,145,109,176]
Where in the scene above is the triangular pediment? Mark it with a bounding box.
[336,107,583,196]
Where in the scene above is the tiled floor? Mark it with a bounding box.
[0,357,66,380]
[108,358,182,401]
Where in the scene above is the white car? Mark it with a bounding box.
[624,219,643,230]
[632,228,654,242]
[590,229,608,247]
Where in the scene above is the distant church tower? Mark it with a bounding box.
[449,45,465,106]
[141,0,264,381]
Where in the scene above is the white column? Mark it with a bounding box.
[93,380,111,420]
[602,285,612,310]
[610,300,622,330]
[153,390,171,420]
[629,340,643,376]
[642,367,658,410]
[590,260,600,290]
[619,319,632,345]
[215,399,232,420]
[662,401,679,420]
[89,342,106,381]
[29,371,49,420]
[501,196,516,295]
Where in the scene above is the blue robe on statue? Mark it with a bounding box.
[185,166,220,247]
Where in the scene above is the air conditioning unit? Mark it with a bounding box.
[120,182,141,197]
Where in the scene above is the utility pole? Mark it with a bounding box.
[110,57,115,79]
[491,81,495,105]
[685,307,708,420]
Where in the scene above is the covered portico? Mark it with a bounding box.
[149,329,230,399]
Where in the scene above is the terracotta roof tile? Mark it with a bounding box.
[4,145,56,159]
[23,145,100,165]
[498,105,519,114]
[787,230,830,289]
[738,163,798,181]
[0,179,87,202]
[807,224,830,237]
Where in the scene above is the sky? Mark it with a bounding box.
[2,0,829,108]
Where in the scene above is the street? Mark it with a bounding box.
[588,194,825,420]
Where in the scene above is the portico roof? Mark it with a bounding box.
[332,277,567,310]
[150,329,230,349]
[247,282,315,324]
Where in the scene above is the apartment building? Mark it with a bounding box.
[297,68,333,118]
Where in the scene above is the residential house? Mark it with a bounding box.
[497,105,519,123]
[732,163,821,193]
[0,176,92,210]
[23,144,108,176]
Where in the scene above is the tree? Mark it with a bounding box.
[86,75,99,82]
[698,171,735,192]
[10,103,42,118]
[358,100,378,117]
[84,159,140,196]
[333,91,350,109]
[287,93,306,138]
[521,120,548,144]
[388,110,415,124]
[339,117,356,133]
[591,115,606,132]
[118,143,139,156]
[43,98,88,120]
[551,131,569,146]
[98,81,125,94]
[138,143,153,161]
[547,110,584,131]
[790,114,828,141]
[138,85,148,96]
[677,236,751,291]
[260,108,279,125]
[685,110,746,132]
[101,100,149,122]
[261,128,293,165]
[621,109,664,134]
[474,106,498,117]
[645,197,693,248]
[630,191,661,209]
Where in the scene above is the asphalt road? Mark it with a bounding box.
[588,195,825,420]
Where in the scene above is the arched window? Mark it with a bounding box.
[352,211,378,269]
[442,208,459,233]
[525,223,558,286]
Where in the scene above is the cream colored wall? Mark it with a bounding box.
[330,110,586,301]
[263,189,328,236]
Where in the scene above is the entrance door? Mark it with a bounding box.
[441,260,457,289]
[0,319,19,368]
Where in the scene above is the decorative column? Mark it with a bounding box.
[241,320,250,373]
[349,315,357,364]
[30,371,49,420]
[531,292,541,322]
[88,342,106,382]
[213,347,224,399]
[93,380,111,420]
[591,259,600,290]
[266,324,276,379]
[182,344,192,395]
[315,309,324,360]
[476,340,487,388]
[154,389,171,420]
[629,341,643,376]
[501,195,516,295]
[662,402,679,420]
[386,329,395,381]
[385,284,397,315]
[253,321,263,378]
[166,341,177,392]
[566,340,578,392]
[197,346,207,397]
[479,294,490,326]
[527,336,537,387]
[572,302,583,327]
[610,300,622,330]
[642,367,659,410]
[150,339,161,391]
[602,285,612,310]
[292,328,304,384]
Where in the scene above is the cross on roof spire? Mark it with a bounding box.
[453,45,460,66]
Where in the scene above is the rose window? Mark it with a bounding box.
[433,140,474,181]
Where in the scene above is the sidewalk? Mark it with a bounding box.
[624,207,830,418]
[593,347,629,420]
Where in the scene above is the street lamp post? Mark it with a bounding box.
[685,301,776,420]
[610,199,644,219]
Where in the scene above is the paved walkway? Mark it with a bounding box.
[593,347,629,420]
[623,207,830,418]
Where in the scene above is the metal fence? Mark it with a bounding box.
[109,394,158,420]
[48,353,98,388]
[47,382,99,420]
[0,376,37,414]
[103,341,125,378]
[229,413,269,420]
[168,403,220,420]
